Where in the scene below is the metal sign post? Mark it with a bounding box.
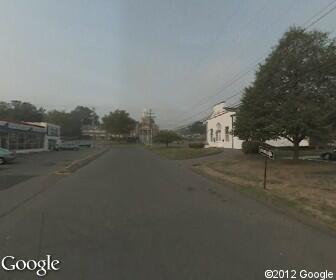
[258,146,275,190]
[263,157,267,190]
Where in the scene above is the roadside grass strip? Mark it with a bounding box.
[192,155,336,234]
[149,146,222,160]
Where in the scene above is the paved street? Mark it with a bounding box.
[0,147,102,190]
[0,147,335,279]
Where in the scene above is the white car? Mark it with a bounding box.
[0,148,16,165]
[54,143,80,151]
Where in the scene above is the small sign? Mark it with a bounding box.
[259,146,275,160]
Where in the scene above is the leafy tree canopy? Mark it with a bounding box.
[0,101,100,139]
[45,110,81,138]
[179,121,206,135]
[102,109,136,136]
[71,106,99,126]
[0,100,45,122]
[154,130,181,147]
[235,26,336,159]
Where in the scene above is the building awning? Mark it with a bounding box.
[0,121,46,134]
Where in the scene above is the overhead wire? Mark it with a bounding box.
[170,0,336,130]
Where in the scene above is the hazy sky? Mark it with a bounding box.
[0,0,335,128]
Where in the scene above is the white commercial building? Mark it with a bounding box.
[0,121,61,153]
[26,122,61,151]
[205,102,308,149]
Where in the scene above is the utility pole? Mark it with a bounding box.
[147,109,155,146]
[90,114,96,148]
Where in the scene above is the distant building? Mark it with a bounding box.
[205,102,309,149]
[25,122,61,151]
[205,103,243,149]
[137,109,159,145]
[81,125,108,141]
[0,121,61,153]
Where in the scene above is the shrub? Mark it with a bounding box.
[242,141,263,154]
[189,143,205,149]
[154,130,181,147]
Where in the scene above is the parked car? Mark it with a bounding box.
[320,149,336,160]
[78,142,92,148]
[54,143,80,151]
[0,148,16,164]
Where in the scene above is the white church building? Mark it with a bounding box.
[205,102,308,149]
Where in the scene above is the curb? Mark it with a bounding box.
[55,148,109,175]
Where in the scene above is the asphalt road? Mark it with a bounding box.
[0,147,335,279]
[0,147,102,190]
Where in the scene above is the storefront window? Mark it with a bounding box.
[7,132,44,150]
[0,132,9,149]
[18,133,25,149]
[9,133,18,150]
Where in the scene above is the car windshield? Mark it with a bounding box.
[0,148,9,153]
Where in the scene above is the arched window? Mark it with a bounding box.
[225,126,230,142]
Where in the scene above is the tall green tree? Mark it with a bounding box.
[102,110,136,137]
[154,130,181,147]
[0,100,45,122]
[177,121,206,140]
[71,106,99,126]
[235,27,336,159]
[45,110,81,138]
[189,121,206,135]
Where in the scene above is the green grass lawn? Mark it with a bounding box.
[149,146,222,160]
[192,154,336,232]
[108,143,141,147]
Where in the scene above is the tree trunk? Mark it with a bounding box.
[293,141,300,160]
[166,141,169,147]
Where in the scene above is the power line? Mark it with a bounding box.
[167,53,263,129]
[164,0,277,127]
[303,0,336,29]
[200,0,302,104]
[172,90,244,130]
[222,0,336,102]
[175,58,336,130]
[178,56,336,127]
[175,88,243,125]
[171,0,336,129]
